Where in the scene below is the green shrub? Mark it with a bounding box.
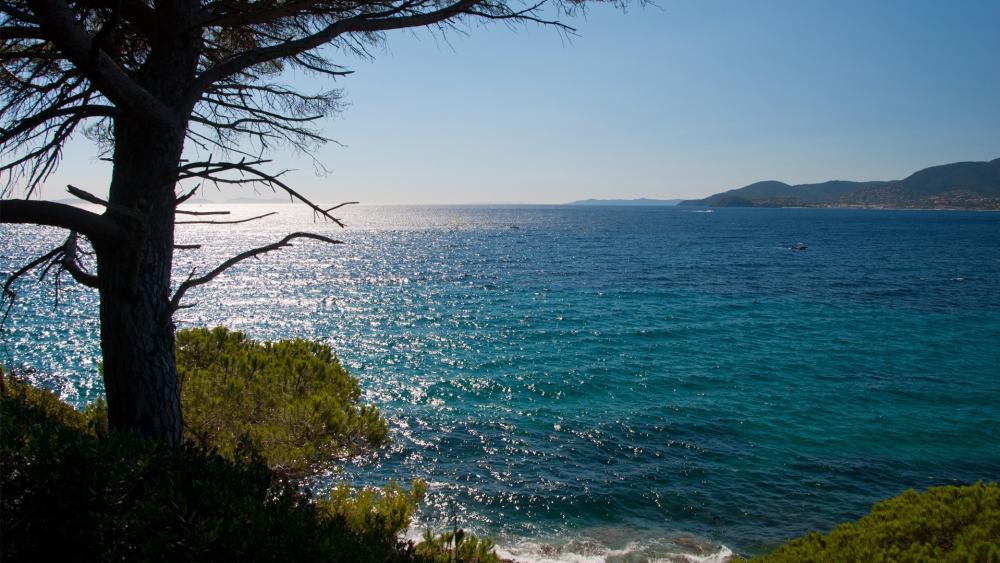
[320,480,428,546]
[176,327,388,475]
[748,482,1000,562]
[413,529,501,563]
[0,371,427,562]
[0,366,100,433]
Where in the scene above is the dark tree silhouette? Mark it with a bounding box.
[0,0,586,443]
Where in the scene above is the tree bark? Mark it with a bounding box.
[96,118,184,444]
[91,0,201,444]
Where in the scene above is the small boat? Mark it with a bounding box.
[791,242,807,251]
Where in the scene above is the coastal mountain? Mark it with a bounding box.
[567,198,683,206]
[679,158,1000,209]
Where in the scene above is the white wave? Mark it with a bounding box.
[401,523,736,563]
[493,536,734,563]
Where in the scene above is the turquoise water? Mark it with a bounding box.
[3,205,1000,560]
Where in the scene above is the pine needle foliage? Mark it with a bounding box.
[176,327,388,475]
[749,482,1000,562]
[414,529,501,563]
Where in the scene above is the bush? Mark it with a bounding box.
[413,529,501,563]
[320,480,428,548]
[0,371,425,562]
[748,482,1000,562]
[176,327,388,475]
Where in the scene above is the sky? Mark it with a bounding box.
[40,0,1000,204]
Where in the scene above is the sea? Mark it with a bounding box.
[3,204,1000,562]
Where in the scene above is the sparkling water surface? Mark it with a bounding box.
[3,205,1000,561]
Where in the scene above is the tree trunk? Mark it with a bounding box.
[92,0,202,443]
[96,119,184,444]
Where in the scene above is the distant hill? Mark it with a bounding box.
[567,198,683,206]
[680,158,1000,210]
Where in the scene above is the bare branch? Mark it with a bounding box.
[1,230,97,327]
[324,201,359,213]
[178,157,272,176]
[66,184,108,205]
[191,0,484,95]
[175,183,203,205]
[0,94,101,195]
[0,105,116,145]
[176,211,277,225]
[65,185,146,223]
[177,159,347,227]
[466,1,569,27]
[176,209,231,216]
[0,199,124,243]
[59,231,98,288]
[2,245,62,301]
[1,244,61,328]
[170,232,341,311]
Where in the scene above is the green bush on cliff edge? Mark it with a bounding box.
[747,482,1000,562]
[176,327,389,476]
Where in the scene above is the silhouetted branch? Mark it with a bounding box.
[0,101,98,195]
[0,104,116,144]
[192,0,493,95]
[1,245,60,328]
[176,211,277,225]
[178,157,272,178]
[65,185,148,223]
[175,184,198,205]
[177,159,347,227]
[1,230,97,327]
[2,246,61,301]
[323,201,359,213]
[169,232,341,310]
[176,209,231,216]
[66,185,108,205]
[59,231,99,287]
[0,199,124,243]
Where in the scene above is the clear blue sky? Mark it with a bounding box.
[43,0,1000,204]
